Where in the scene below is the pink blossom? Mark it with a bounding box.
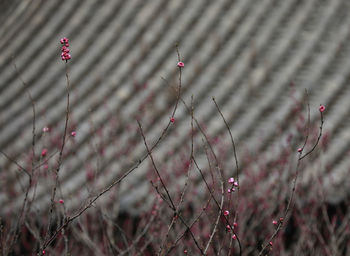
[177,61,184,68]
[59,199,64,204]
[170,117,175,123]
[43,127,49,132]
[71,131,76,137]
[272,220,277,225]
[232,234,236,240]
[234,181,239,187]
[41,149,48,157]
[298,148,302,152]
[228,177,234,184]
[233,222,238,228]
[60,37,69,44]
[224,210,229,216]
[62,46,69,53]
[319,105,325,112]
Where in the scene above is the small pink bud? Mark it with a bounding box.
[319,105,325,113]
[43,127,49,132]
[59,199,64,204]
[227,189,231,193]
[231,187,236,192]
[228,177,234,184]
[224,210,229,216]
[298,148,302,152]
[269,241,273,246]
[42,250,46,255]
[234,181,239,187]
[226,225,231,230]
[184,249,188,254]
[170,117,175,123]
[71,131,76,137]
[232,234,236,240]
[272,220,277,225]
[279,217,284,222]
[177,61,184,68]
[60,37,69,45]
[41,149,48,157]
[233,222,238,228]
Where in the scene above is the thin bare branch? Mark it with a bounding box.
[258,96,325,256]
[212,97,240,223]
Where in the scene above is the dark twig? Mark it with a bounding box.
[166,183,213,255]
[258,95,324,256]
[159,95,195,255]
[44,62,71,251]
[300,112,324,160]
[0,151,30,177]
[5,59,37,254]
[41,47,184,252]
[212,97,240,223]
[138,121,204,255]
[137,121,176,210]
[180,98,242,256]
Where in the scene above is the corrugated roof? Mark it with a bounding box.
[1,0,350,216]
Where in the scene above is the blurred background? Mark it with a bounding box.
[1,0,350,226]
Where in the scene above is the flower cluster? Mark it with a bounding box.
[60,37,71,62]
[227,177,239,193]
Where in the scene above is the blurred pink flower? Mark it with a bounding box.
[319,105,325,112]
[177,61,184,68]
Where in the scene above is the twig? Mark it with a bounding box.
[159,95,195,255]
[5,59,37,254]
[0,151,30,177]
[138,121,176,210]
[138,121,204,255]
[258,95,324,256]
[204,173,224,254]
[44,62,71,250]
[180,98,242,256]
[300,112,324,160]
[212,97,240,223]
[119,213,156,255]
[41,47,184,252]
[165,186,213,255]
